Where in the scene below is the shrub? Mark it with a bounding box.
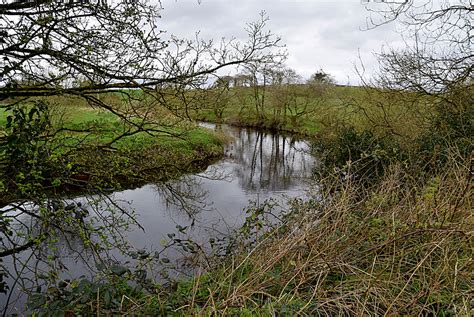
[416,100,473,172]
[313,126,403,186]
[0,101,76,199]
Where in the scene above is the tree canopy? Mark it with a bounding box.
[1,1,281,99]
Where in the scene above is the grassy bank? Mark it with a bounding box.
[0,101,225,201]
[158,154,472,316]
[71,124,224,191]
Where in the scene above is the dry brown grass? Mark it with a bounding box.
[177,149,472,316]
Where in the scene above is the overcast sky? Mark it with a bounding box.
[158,0,409,85]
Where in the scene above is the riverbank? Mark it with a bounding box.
[0,103,225,204]
[5,85,472,315]
[50,83,471,315]
[192,84,432,143]
[38,151,471,316]
[161,154,472,316]
[70,125,225,191]
[171,84,472,315]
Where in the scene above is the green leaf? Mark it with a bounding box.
[104,289,111,307]
[110,265,129,276]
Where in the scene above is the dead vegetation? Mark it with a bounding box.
[164,148,472,316]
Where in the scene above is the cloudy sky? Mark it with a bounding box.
[158,0,409,84]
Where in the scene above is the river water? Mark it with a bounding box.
[1,123,315,313]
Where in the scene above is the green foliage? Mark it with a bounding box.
[313,87,472,186]
[240,199,281,245]
[0,101,69,196]
[0,99,224,197]
[313,127,402,185]
[416,100,473,171]
[307,69,335,85]
[28,277,144,315]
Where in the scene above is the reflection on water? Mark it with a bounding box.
[226,126,312,192]
[1,124,315,313]
[112,124,315,256]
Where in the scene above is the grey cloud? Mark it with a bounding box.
[158,0,405,84]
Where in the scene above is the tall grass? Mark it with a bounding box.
[157,149,471,316]
[69,146,470,315]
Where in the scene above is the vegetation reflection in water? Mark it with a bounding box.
[1,124,315,313]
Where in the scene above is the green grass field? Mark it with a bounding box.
[0,99,224,194]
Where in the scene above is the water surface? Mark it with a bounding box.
[1,124,315,313]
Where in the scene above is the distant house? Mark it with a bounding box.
[214,74,254,88]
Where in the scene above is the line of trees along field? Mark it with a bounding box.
[195,67,337,130]
[1,0,472,315]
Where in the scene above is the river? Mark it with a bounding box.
[1,123,316,313]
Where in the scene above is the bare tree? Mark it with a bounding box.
[267,67,302,125]
[349,0,473,141]
[0,1,283,198]
[363,0,472,94]
[0,0,284,306]
[241,46,287,121]
[1,2,281,99]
